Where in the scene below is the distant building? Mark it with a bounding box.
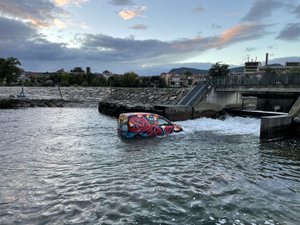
[244,62,261,74]
[169,74,182,87]
[56,68,65,74]
[285,62,300,68]
[24,71,51,80]
[160,73,172,86]
[86,67,91,74]
[70,67,85,74]
[259,64,286,74]
[102,70,113,79]
[244,53,300,75]
[160,72,208,87]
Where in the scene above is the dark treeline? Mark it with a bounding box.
[28,71,166,88]
[0,57,22,84]
[0,57,166,88]
[2,56,299,88]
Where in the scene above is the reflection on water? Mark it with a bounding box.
[0,108,300,225]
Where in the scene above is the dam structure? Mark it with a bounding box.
[178,73,300,140]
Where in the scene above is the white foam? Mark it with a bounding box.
[176,116,260,136]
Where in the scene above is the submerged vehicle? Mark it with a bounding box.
[117,112,183,139]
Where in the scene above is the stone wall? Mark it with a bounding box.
[0,98,68,108]
[0,86,190,107]
[107,87,190,105]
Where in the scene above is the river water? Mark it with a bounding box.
[0,108,299,225]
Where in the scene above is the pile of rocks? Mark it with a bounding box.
[0,98,70,109]
[107,87,190,105]
[0,86,190,108]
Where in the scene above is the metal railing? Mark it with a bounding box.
[202,73,300,87]
[178,84,208,106]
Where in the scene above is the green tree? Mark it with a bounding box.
[184,71,193,77]
[70,67,84,73]
[208,62,229,78]
[0,57,22,84]
[264,67,277,76]
[60,73,72,86]
[50,73,62,84]
[287,67,300,74]
[121,72,140,87]
[0,58,6,82]
[89,76,107,87]
[140,76,166,87]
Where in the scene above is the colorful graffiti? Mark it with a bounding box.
[118,112,182,139]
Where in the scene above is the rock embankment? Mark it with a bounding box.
[0,86,190,108]
[0,98,69,108]
[107,87,189,105]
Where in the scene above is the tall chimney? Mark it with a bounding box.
[265,53,269,66]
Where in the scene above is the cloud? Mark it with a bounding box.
[192,7,206,13]
[170,36,205,52]
[0,0,86,29]
[276,23,300,41]
[78,34,171,61]
[0,17,36,40]
[245,47,257,52]
[53,18,67,29]
[0,0,60,27]
[242,0,283,22]
[293,5,300,18]
[0,17,78,62]
[206,23,271,49]
[129,24,148,30]
[210,23,222,30]
[0,16,273,73]
[109,0,134,6]
[118,6,146,20]
[54,0,88,7]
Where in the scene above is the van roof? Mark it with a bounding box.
[119,112,155,116]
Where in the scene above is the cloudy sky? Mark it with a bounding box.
[0,0,300,75]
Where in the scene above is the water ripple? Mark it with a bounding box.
[1,108,300,225]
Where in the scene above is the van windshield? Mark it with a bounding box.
[157,117,171,126]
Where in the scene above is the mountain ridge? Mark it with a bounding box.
[168,66,244,75]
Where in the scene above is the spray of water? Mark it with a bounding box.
[176,115,260,136]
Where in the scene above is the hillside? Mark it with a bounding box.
[169,66,245,75]
[169,67,208,75]
[229,66,244,73]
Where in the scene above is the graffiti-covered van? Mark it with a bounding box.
[117,112,183,139]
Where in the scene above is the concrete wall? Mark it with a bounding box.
[193,87,243,117]
[256,94,298,112]
[289,96,300,117]
[154,105,193,121]
[98,101,193,121]
[205,88,242,108]
[260,115,293,140]
[193,86,299,116]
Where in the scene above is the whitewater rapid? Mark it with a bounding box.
[176,116,261,136]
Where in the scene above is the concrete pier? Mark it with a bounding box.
[153,105,193,121]
[260,115,293,140]
[98,100,193,121]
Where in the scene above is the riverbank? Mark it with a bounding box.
[0,86,190,108]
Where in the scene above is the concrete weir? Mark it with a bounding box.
[260,96,300,140]
[260,115,293,140]
[98,100,192,121]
